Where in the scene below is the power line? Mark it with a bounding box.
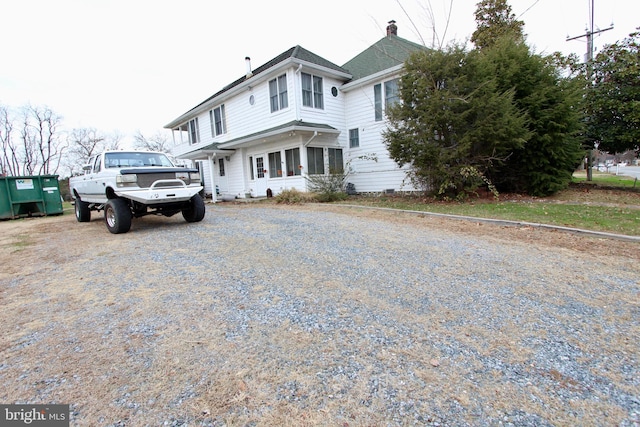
[517,0,540,20]
[567,0,614,63]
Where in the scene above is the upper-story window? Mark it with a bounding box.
[189,118,200,144]
[209,105,226,137]
[374,78,399,121]
[301,73,324,109]
[269,74,288,113]
[385,79,399,108]
[374,84,383,121]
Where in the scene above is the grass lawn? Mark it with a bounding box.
[334,172,640,236]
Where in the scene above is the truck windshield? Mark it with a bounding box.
[105,152,174,168]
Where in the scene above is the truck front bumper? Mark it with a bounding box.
[116,180,203,205]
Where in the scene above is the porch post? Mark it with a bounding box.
[208,154,217,203]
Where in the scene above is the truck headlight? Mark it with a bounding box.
[116,174,138,187]
[189,172,201,183]
[175,172,189,183]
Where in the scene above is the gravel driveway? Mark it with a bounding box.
[1,203,638,426]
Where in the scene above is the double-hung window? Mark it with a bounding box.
[269,74,288,113]
[285,148,301,176]
[374,78,400,121]
[374,84,383,121]
[209,105,226,137]
[307,147,324,175]
[385,79,399,108]
[301,73,324,109]
[328,148,343,173]
[268,151,282,177]
[188,118,200,144]
[349,128,359,148]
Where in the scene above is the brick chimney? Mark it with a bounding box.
[386,20,397,36]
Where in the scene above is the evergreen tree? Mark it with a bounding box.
[384,45,528,198]
[386,0,583,198]
[471,0,525,49]
[481,39,584,196]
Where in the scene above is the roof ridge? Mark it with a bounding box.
[341,34,427,81]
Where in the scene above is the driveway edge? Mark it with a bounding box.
[332,204,640,243]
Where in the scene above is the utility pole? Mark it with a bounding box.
[567,0,613,181]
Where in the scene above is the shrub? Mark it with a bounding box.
[313,191,349,203]
[305,168,350,203]
[274,188,316,204]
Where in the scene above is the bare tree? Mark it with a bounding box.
[68,127,105,159]
[64,127,122,176]
[105,131,123,151]
[17,105,65,176]
[133,130,173,153]
[0,105,19,176]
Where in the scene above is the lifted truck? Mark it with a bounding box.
[69,151,205,234]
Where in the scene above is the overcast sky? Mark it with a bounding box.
[1,0,637,145]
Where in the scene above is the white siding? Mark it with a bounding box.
[199,159,214,196]
[171,56,419,195]
[342,74,417,193]
[244,136,311,196]
[226,71,297,141]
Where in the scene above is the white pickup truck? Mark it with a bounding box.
[69,150,205,234]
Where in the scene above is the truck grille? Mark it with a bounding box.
[136,173,190,188]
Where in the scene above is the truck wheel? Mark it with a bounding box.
[104,198,132,234]
[182,194,205,223]
[75,199,91,222]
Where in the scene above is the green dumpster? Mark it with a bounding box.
[0,175,63,219]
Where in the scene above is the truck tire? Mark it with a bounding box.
[182,194,205,223]
[75,199,91,222]
[104,198,132,234]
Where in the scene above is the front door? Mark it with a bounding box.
[253,155,267,197]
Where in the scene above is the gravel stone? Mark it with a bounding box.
[0,203,638,426]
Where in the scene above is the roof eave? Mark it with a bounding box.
[165,59,351,130]
[341,64,405,92]
[219,123,340,149]
[177,146,236,160]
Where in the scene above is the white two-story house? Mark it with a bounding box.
[165,22,425,199]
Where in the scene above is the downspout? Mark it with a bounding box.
[304,131,318,147]
[209,153,217,203]
[294,64,303,121]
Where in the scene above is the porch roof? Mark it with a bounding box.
[221,120,339,149]
[177,146,235,161]
[176,120,339,160]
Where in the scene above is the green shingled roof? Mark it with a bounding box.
[342,35,426,81]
